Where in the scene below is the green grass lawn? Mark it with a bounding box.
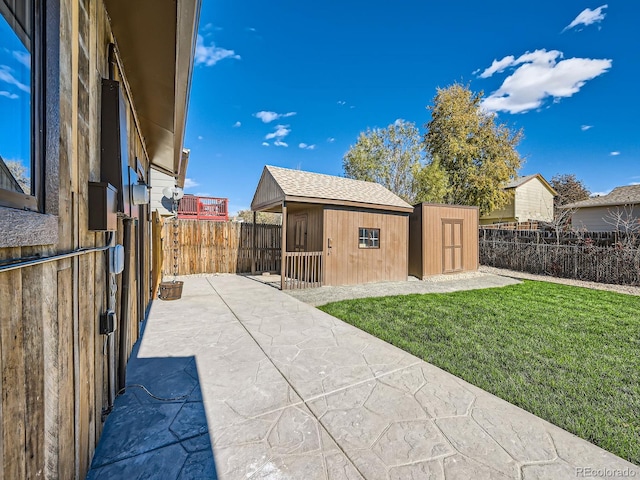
[319,280,640,465]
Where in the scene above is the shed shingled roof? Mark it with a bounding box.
[252,165,413,212]
[564,185,640,208]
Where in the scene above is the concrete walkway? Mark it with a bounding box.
[88,275,639,479]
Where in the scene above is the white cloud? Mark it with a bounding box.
[591,191,611,197]
[12,51,30,69]
[298,143,316,150]
[197,135,204,140]
[0,65,29,92]
[194,191,212,197]
[479,49,612,114]
[478,55,516,78]
[195,35,240,66]
[610,151,620,156]
[262,142,269,147]
[265,124,291,140]
[274,140,288,147]
[563,5,608,32]
[254,111,296,123]
[327,137,335,143]
[581,125,593,131]
[246,27,257,32]
[233,121,241,128]
[184,178,199,189]
[0,91,18,99]
[337,100,346,106]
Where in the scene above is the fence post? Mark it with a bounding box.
[251,212,256,274]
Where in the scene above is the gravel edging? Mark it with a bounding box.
[479,266,640,296]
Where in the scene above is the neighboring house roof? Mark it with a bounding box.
[564,185,640,209]
[251,165,414,213]
[503,174,557,196]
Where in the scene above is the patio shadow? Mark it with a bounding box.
[86,354,217,480]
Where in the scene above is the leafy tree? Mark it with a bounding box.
[343,120,446,204]
[4,159,30,194]
[550,173,590,208]
[412,155,449,203]
[424,83,523,215]
[236,209,282,225]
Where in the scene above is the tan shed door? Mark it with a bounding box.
[442,219,463,273]
[293,214,308,252]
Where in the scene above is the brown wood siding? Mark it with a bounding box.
[251,169,284,211]
[323,207,408,286]
[409,204,479,277]
[0,2,151,478]
[285,204,323,252]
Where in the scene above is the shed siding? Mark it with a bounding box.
[514,178,554,222]
[0,3,150,478]
[252,170,283,210]
[409,204,478,278]
[322,207,408,286]
[285,204,323,252]
[572,206,640,232]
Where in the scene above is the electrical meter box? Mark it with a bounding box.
[88,182,118,231]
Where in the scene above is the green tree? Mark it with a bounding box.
[550,173,590,207]
[236,209,282,225]
[412,155,449,203]
[424,83,523,215]
[343,120,447,204]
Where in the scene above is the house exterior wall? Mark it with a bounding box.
[479,196,515,224]
[0,2,153,478]
[571,205,640,232]
[514,178,554,222]
[322,207,408,286]
[409,204,479,278]
[150,167,176,216]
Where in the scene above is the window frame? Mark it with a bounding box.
[358,227,380,249]
[0,0,59,248]
[0,0,45,211]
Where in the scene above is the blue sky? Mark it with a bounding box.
[0,2,636,213]
[183,1,639,214]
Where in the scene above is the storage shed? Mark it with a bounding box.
[251,165,414,289]
[409,203,479,278]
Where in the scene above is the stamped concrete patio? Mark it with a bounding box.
[88,274,640,479]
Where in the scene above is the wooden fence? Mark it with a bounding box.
[480,240,640,285]
[283,251,323,289]
[162,220,281,275]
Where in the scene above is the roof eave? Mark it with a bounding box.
[103,0,201,177]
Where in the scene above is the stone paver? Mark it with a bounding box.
[88,274,640,479]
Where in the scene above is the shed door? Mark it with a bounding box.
[293,214,308,252]
[442,219,463,273]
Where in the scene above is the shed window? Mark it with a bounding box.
[0,0,42,211]
[358,228,379,249]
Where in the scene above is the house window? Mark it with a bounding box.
[0,0,42,211]
[359,228,380,249]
